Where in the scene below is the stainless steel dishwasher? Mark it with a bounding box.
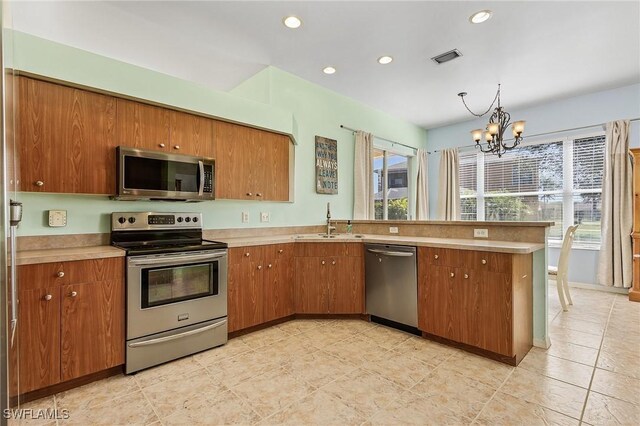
[365,244,418,329]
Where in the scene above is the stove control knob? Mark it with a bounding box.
[192,217,199,223]
[128,217,136,224]
[177,217,183,223]
[118,217,127,224]
[185,217,191,223]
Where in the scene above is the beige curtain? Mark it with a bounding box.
[353,130,375,219]
[437,148,460,221]
[416,149,429,220]
[598,120,633,288]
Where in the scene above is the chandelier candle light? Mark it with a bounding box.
[458,84,526,157]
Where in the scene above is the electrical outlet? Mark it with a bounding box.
[389,226,399,234]
[260,212,270,223]
[241,212,249,223]
[48,210,67,227]
[474,228,489,238]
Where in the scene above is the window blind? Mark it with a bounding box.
[573,135,605,190]
[459,152,478,196]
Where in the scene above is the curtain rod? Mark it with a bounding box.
[427,117,640,154]
[339,125,418,152]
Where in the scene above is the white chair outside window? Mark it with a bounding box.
[549,225,579,311]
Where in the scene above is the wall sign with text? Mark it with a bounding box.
[315,136,338,194]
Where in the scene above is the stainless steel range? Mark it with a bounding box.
[111,212,228,374]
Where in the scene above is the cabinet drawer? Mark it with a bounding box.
[422,247,469,268]
[229,246,264,264]
[264,243,294,259]
[66,258,124,284]
[472,251,512,274]
[296,242,359,258]
[18,262,68,289]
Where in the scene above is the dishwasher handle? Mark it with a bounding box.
[366,248,415,257]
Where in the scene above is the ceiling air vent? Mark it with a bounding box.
[431,49,462,64]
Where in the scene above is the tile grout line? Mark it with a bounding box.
[577,295,616,424]
[470,366,515,424]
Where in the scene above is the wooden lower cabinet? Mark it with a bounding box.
[13,258,125,394]
[227,244,294,332]
[294,243,364,315]
[418,247,532,364]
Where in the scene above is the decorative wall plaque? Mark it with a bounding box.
[315,136,338,194]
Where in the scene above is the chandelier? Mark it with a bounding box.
[458,84,525,157]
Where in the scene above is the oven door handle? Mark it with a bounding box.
[128,319,227,348]
[198,160,205,196]
[129,252,227,266]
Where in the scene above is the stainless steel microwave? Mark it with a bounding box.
[116,147,215,201]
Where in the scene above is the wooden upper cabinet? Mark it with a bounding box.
[116,98,170,151]
[213,120,291,201]
[18,76,116,194]
[170,110,215,158]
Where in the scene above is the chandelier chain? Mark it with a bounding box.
[460,84,501,118]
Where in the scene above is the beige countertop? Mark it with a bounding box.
[15,245,126,266]
[14,233,545,264]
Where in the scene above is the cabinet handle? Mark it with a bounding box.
[245,252,250,257]
[522,274,528,279]
[35,180,44,187]
[173,145,180,150]
[159,143,166,148]
[434,255,439,260]
[257,265,262,270]
[278,249,284,254]
[69,291,77,298]
[57,271,65,278]
[43,294,52,301]
[450,272,455,278]
[481,259,487,265]
[256,193,262,197]
[464,274,469,279]
[321,261,326,265]
[246,192,253,196]
[332,261,336,265]
[268,264,272,269]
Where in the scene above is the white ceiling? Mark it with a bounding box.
[10,1,640,128]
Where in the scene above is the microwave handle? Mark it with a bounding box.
[198,160,205,196]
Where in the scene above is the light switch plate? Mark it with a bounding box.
[260,212,270,223]
[48,210,67,227]
[389,226,399,234]
[474,228,489,238]
[241,212,249,223]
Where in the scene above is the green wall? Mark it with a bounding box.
[8,32,427,236]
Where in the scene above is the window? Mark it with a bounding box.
[458,134,605,248]
[374,149,412,220]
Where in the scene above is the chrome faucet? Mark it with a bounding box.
[326,202,336,236]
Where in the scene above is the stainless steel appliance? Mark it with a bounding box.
[111,212,228,373]
[365,244,418,330]
[115,147,215,201]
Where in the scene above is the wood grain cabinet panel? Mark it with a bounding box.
[15,288,61,393]
[328,256,364,314]
[116,98,170,152]
[264,258,294,322]
[18,76,117,194]
[294,257,329,313]
[170,110,215,158]
[60,279,125,381]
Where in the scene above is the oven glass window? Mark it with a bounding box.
[141,262,218,308]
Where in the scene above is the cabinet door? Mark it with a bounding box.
[170,110,215,158]
[213,120,257,200]
[479,271,513,356]
[18,77,117,194]
[294,257,328,313]
[258,131,290,201]
[418,263,459,340]
[116,98,170,151]
[227,247,264,332]
[60,279,125,381]
[456,268,482,347]
[328,257,364,314]
[263,258,294,322]
[16,288,60,393]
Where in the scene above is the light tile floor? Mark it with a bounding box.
[14,285,640,425]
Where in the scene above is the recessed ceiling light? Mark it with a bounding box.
[469,10,492,24]
[323,66,336,75]
[283,16,302,29]
[377,56,393,65]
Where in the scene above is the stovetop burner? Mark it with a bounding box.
[110,212,227,256]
